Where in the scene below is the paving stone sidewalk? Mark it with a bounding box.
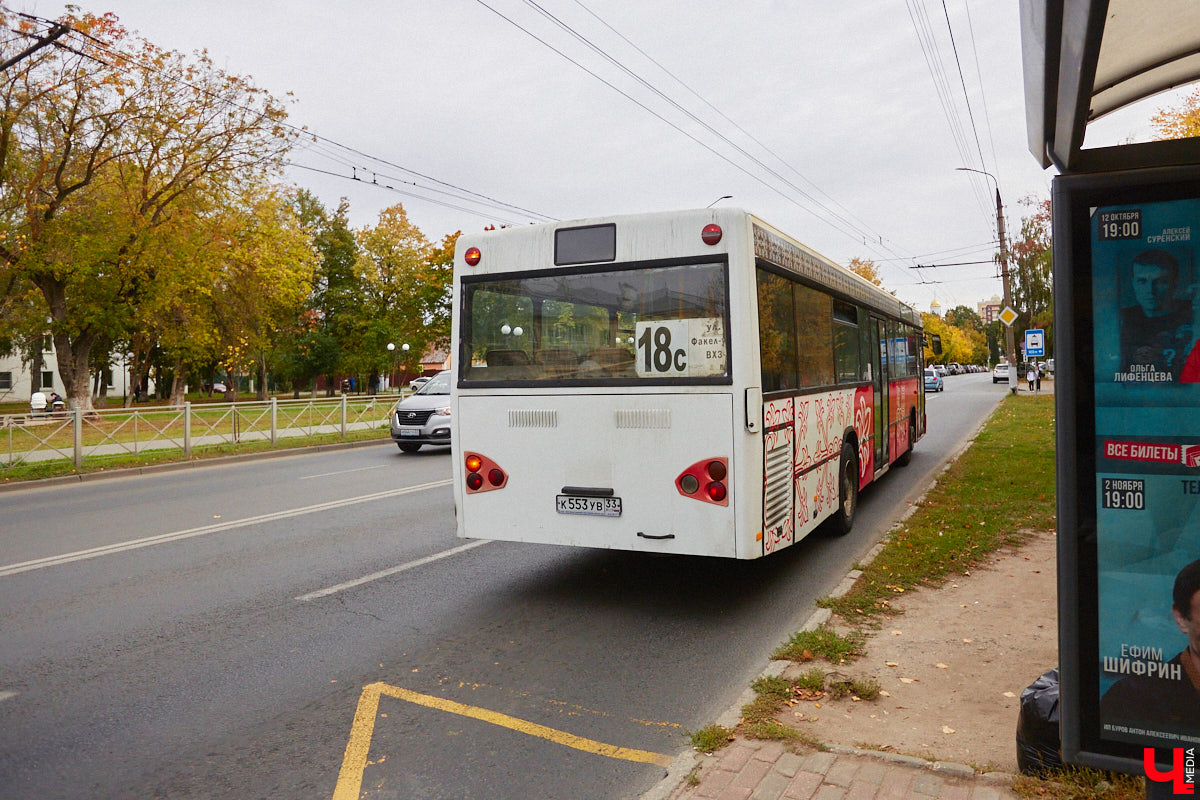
[664,738,1020,800]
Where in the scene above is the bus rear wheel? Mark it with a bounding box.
[830,441,858,536]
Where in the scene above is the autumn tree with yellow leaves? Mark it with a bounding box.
[0,10,298,410]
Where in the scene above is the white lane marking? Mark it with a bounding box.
[0,480,453,579]
[296,540,490,602]
[300,465,388,480]
[0,691,16,702]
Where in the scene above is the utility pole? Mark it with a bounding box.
[996,187,1018,395]
[956,167,1018,395]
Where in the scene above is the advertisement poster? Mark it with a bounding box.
[1092,198,1200,749]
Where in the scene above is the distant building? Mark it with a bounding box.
[930,298,943,317]
[0,345,141,405]
[977,294,1002,324]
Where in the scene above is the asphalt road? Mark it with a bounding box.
[0,373,1003,800]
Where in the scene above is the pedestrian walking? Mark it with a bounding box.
[1036,366,1043,393]
[1027,366,1036,392]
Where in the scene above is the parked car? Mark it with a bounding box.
[390,370,451,453]
[992,363,1010,383]
[924,367,944,392]
[933,364,948,378]
[946,362,962,375]
[407,375,431,392]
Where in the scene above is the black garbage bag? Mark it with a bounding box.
[1016,668,1063,776]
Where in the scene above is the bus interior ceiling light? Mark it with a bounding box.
[701,224,722,245]
[464,246,481,266]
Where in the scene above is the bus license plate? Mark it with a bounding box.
[556,495,622,517]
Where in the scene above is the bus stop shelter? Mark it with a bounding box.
[1020,0,1200,787]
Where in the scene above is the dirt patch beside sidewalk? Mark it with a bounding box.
[777,529,1058,773]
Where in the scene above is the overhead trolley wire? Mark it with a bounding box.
[3,8,555,226]
[566,0,905,268]
[480,0,923,279]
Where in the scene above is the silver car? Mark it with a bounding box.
[390,370,451,453]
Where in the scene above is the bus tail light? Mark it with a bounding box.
[675,458,729,505]
[465,452,507,493]
[701,223,722,245]
[464,246,482,266]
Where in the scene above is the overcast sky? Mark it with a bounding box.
[16,0,1188,312]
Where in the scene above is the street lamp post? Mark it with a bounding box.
[956,168,1017,395]
[387,343,411,393]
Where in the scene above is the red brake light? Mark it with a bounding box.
[464,246,481,266]
[701,224,722,245]
[464,452,506,493]
[675,457,729,505]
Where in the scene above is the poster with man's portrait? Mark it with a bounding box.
[1091,198,1200,750]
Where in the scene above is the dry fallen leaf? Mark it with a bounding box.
[886,661,899,667]
[1003,691,1017,698]
[900,677,915,684]
[962,638,973,643]
[942,725,956,734]
[935,663,949,669]
[879,690,891,697]
[891,630,903,636]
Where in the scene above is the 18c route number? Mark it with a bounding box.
[638,324,687,374]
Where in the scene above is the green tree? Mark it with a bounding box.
[0,10,294,409]
[344,205,453,390]
[1008,197,1053,359]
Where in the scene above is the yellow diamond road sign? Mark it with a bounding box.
[999,306,1018,326]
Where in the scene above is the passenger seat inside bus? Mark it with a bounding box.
[484,348,533,379]
[534,347,578,378]
[583,347,636,377]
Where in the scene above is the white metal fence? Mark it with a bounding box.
[1,395,394,470]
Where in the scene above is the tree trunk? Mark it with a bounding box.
[169,358,188,406]
[256,354,268,401]
[52,330,96,412]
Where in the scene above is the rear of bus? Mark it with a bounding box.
[450,209,760,558]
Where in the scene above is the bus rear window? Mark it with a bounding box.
[461,262,728,384]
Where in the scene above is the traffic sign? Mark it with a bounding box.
[1025,328,1045,357]
[999,306,1018,326]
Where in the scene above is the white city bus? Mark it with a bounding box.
[450,208,924,559]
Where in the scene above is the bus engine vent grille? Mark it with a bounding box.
[763,439,793,531]
[614,409,671,429]
[508,409,558,428]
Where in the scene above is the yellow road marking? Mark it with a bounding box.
[332,682,672,800]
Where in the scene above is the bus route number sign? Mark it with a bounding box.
[634,318,725,378]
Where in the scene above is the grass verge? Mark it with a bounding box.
[692,393,1058,765]
[1,427,391,485]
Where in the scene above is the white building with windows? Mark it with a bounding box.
[0,346,137,406]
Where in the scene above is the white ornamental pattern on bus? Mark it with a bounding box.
[793,389,857,539]
[854,386,874,482]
